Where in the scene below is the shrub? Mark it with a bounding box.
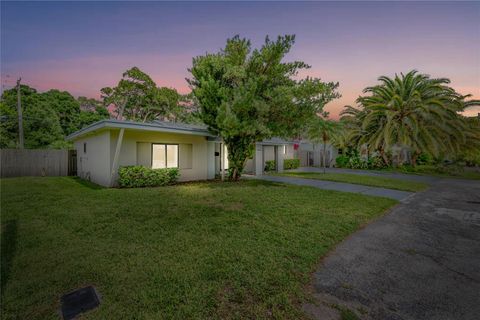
[348,155,368,169]
[118,166,180,188]
[337,154,386,170]
[335,155,349,168]
[264,160,276,171]
[283,158,300,170]
[417,153,434,165]
[367,156,387,169]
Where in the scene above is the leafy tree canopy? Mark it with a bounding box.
[101,67,194,123]
[0,85,109,149]
[40,89,81,136]
[340,70,480,166]
[187,35,340,179]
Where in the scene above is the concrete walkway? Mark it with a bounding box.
[304,178,480,320]
[254,174,414,201]
[289,167,440,184]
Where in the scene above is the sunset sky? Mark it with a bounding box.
[1,1,479,118]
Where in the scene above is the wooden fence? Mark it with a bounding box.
[0,149,76,178]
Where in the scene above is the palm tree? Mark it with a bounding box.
[307,114,339,173]
[351,70,477,166]
[335,106,382,165]
[458,115,480,165]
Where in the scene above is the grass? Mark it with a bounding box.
[333,305,360,320]
[274,172,428,192]
[0,177,396,319]
[391,165,480,180]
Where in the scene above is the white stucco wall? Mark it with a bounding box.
[254,144,263,176]
[244,158,254,173]
[284,144,295,159]
[74,130,111,186]
[297,142,337,167]
[263,146,276,162]
[207,141,216,179]
[110,129,210,183]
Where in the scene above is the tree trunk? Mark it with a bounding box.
[379,147,389,167]
[411,150,420,168]
[224,140,253,181]
[323,139,327,174]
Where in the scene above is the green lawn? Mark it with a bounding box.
[1,177,396,319]
[275,172,428,192]
[389,165,480,180]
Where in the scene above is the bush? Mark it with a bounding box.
[367,156,387,169]
[457,149,480,167]
[284,158,300,170]
[118,166,180,188]
[335,155,349,168]
[348,155,368,169]
[336,154,386,170]
[264,160,276,171]
[417,153,434,165]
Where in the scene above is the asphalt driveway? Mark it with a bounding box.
[304,178,480,320]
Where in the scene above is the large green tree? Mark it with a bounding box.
[0,85,110,149]
[188,35,340,180]
[342,70,480,166]
[0,86,64,148]
[76,96,111,129]
[40,90,81,136]
[101,67,191,122]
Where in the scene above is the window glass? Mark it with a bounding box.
[152,144,166,168]
[166,145,178,168]
[151,144,178,168]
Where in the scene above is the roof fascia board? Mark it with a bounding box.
[66,120,215,141]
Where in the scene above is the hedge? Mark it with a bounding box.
[264,160,276,171]
[265,159,300,171]
[118,166,180,188]
[284,158,300,170]
[335,155,387,170]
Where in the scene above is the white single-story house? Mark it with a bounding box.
[66,120,297,187]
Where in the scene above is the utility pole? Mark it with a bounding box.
[17,78,24,149]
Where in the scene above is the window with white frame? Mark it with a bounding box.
[152,144,178,168]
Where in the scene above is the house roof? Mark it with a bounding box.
[257,137,295,145]
[66,119,215,141]
[66,119,296,146]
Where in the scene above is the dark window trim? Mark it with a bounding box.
[83,143,87,154]
[151,143,179,168]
